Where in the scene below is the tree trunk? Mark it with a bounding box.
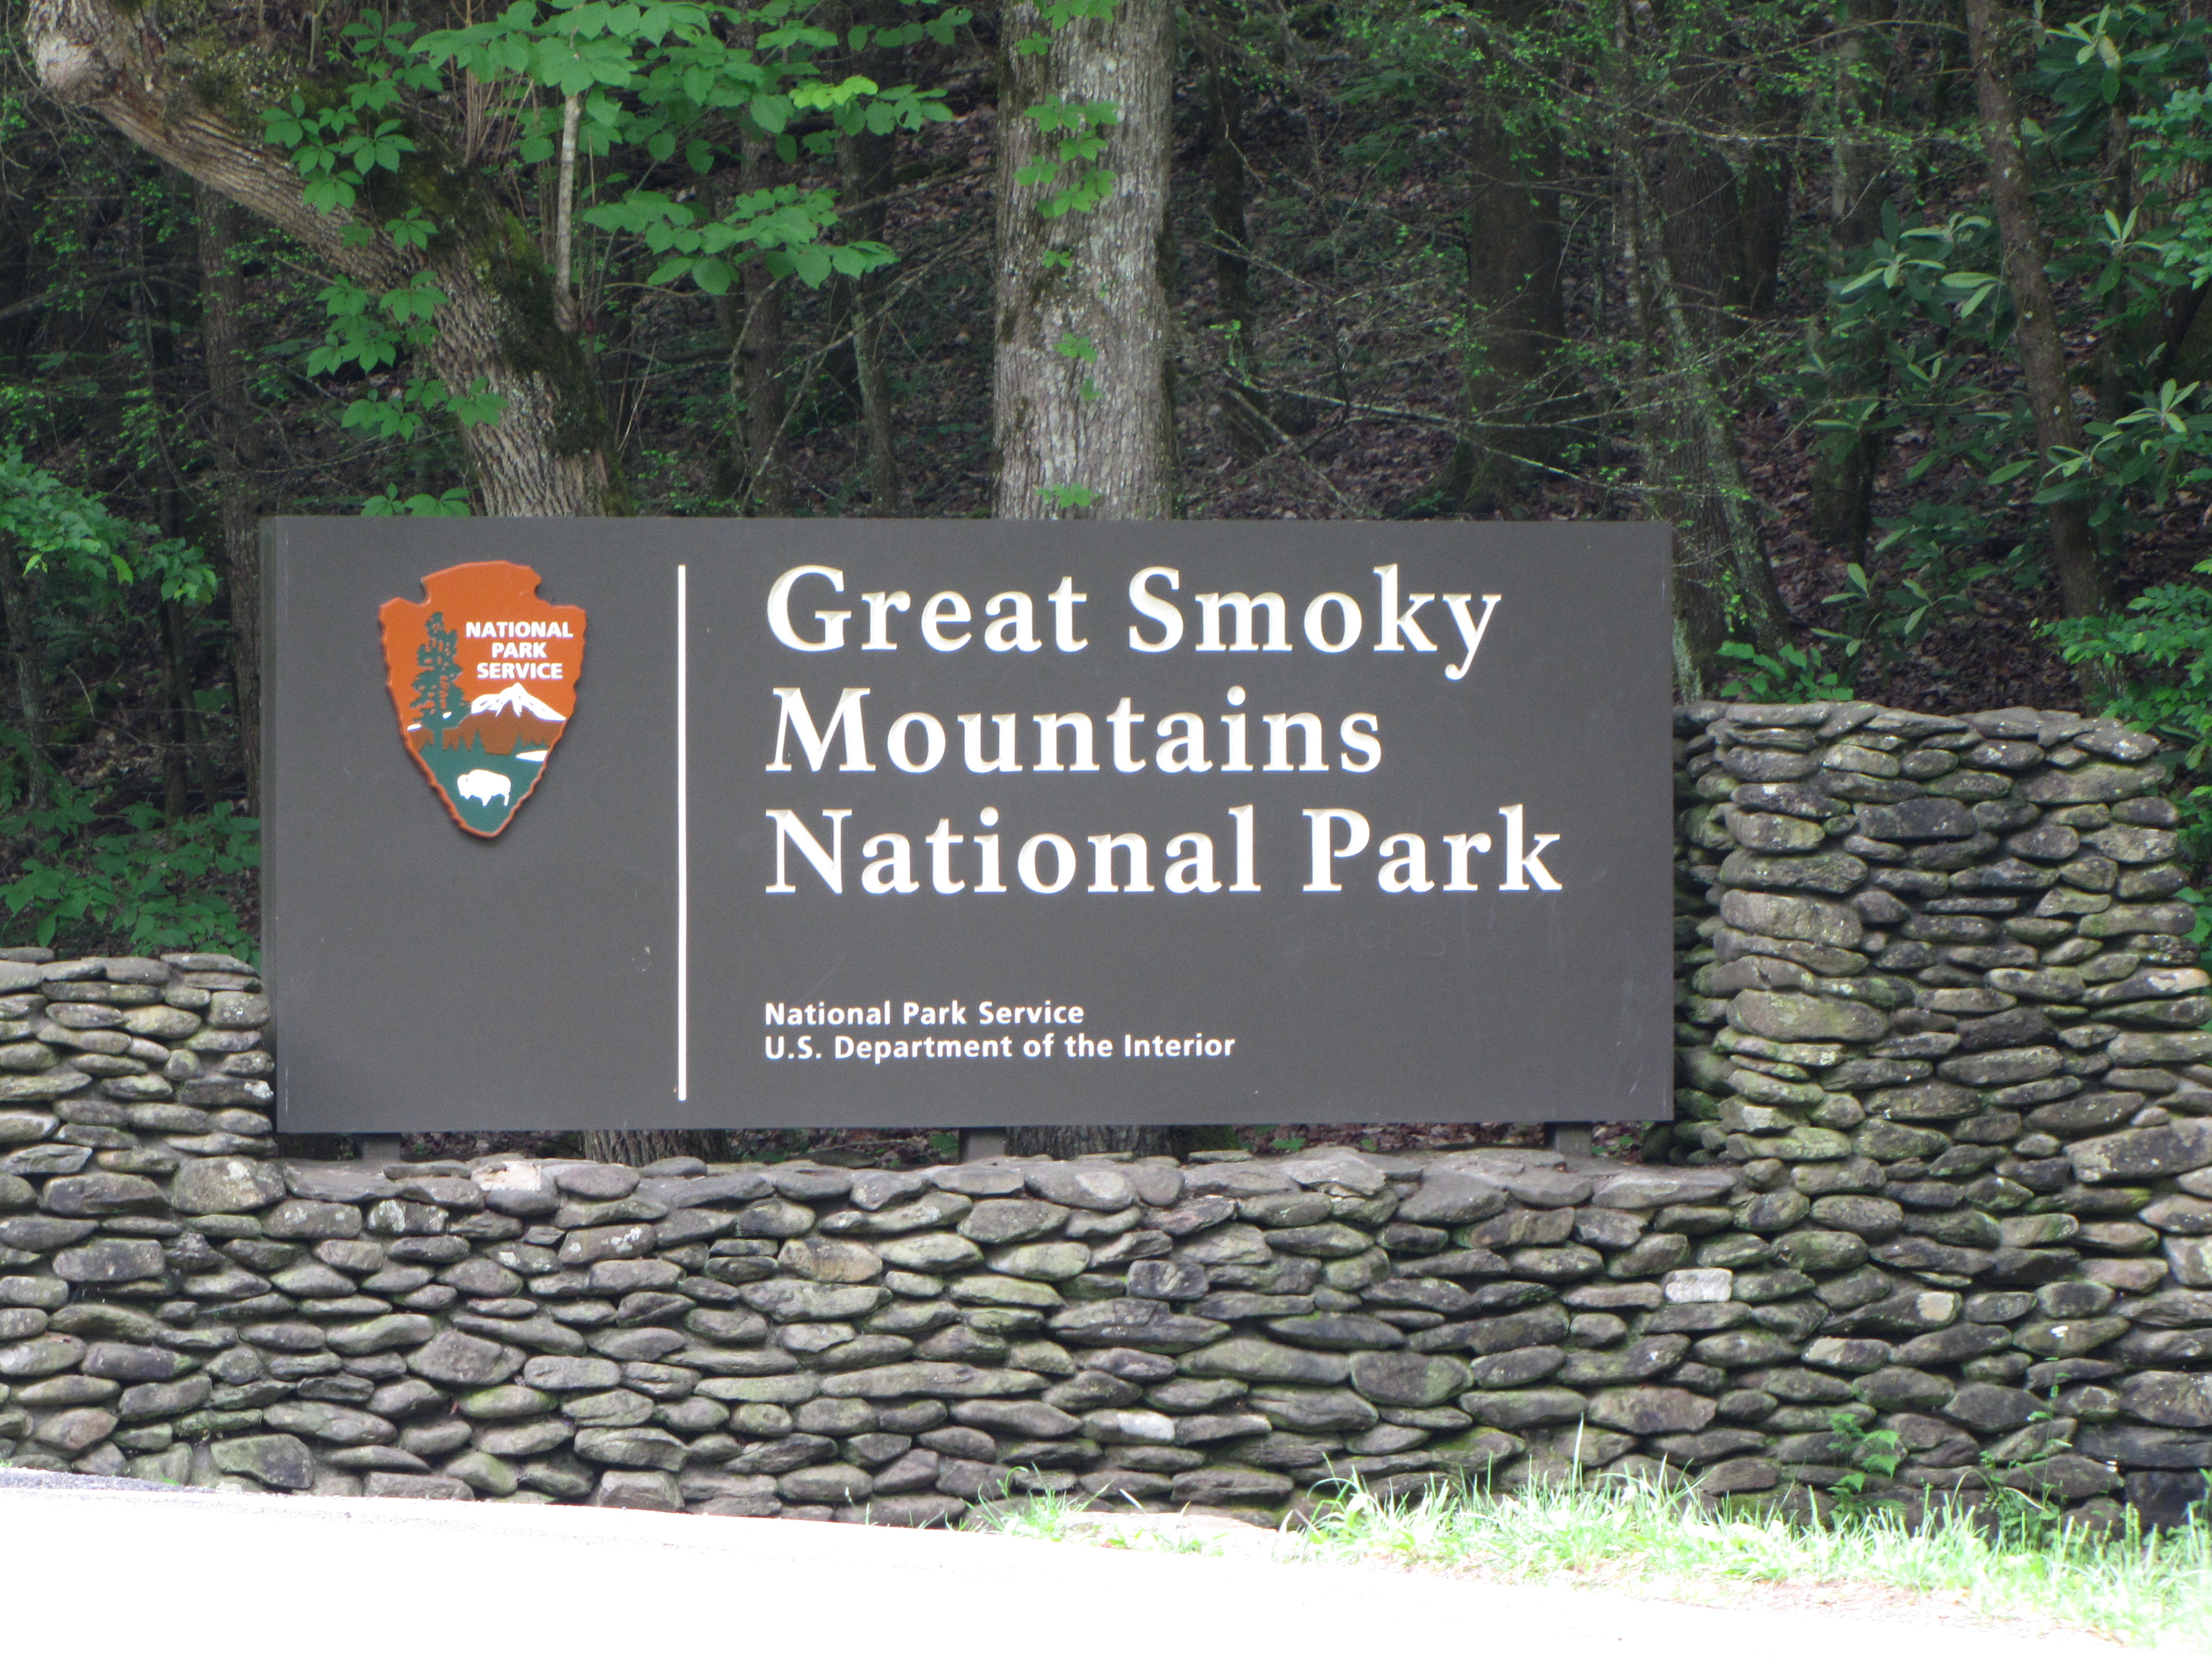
[583,1130,723,1167]
[1657,135,1743,336]
[1623,176,1727,700]
[26,0,627,517]
[552,93,582,335]
[1198,18,1267,459]
[1630,149,1792,665]
[158,601,189,820]
[196,181,263,813]
[1655,36,1788,338]
[1808,384,1881,559]
[992,0,1177,518]
[832,14,908,517]
[1009,1125,1182,1159]
[1830,0,1896,251]
[1733,149,1792,318]
[1001,0,1175,1151]
[1809,0,1896,558]
[125,196,208,818]
[0,546,48,808]
[1963,0,2106,622]
[2093,96,2143,422]
[1413,90,1569,518]
[1465,108,1568,483]
[738,121,794,517]
[1613,0,1788,676]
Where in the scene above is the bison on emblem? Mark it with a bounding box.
[455,769,513,807]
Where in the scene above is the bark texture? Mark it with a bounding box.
[1614,0,1790,692]
[1198,17,1267,459]
[829,0,910,514]
[1963,0,2106,620]
[1008,1125,1183,1159]
[837,122,909,514]
[1622,184,1725,701]
[1830,0,1897,250]
[195,183,263,813]
[1624,161,1790,691]
[0,548,46,807]
[1808,0,1896,559]
[729,94,795,517]
[992,0,1177,519]
[583,1130,723,1167]
[1415,108,1569,515]
[1463,115,1567,474]
[1000,0,1176,1149]
[25,0,625,517]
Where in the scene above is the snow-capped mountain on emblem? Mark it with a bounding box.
[469,682,567,722]
[377,561,587,838]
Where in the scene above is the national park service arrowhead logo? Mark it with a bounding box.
[378,561,586,838]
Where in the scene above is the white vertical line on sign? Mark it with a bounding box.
[676,563,689,1103]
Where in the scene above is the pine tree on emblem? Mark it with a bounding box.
[412,612,466,743]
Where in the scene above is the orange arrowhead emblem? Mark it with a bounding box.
[378,561,587,838]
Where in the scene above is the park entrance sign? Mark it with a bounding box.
[264,519,1673,1132]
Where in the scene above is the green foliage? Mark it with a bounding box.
[0,450,222,812]
[0,450,216,608]
[0,776,259,962]
[1016,96,1119,218]
[2042,378,2212,534]
[362,487,476,517]
[2047,559,2212,857]
[341,375,507,444]
[1974,1399,2083,1546]
[255,0,963,503]
[262,13,434,215]
[1052,332,1099,401]
[1798,4,2212,660]
[1011,0,1119,56]
[582,187,894,293]
[1713,640,1853,703]
[1826,1408,1907,1508]
[1816,552,1997,670]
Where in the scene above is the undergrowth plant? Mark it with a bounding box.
[1286,1472,2212,1647]
[2047,559,2212,851]
[1712,639,1855,703]
[1796,6,2212,675]
[0,777,259,961]
[1825,1408,1907,1511]
[968,1468,2212,1650]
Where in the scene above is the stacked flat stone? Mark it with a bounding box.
[1,1087,1761,1519]
[1676,701,2212,1520]
[2,696,2210,1531]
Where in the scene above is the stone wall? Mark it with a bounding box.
[0,698,2208,1526]
[1671,700,2212,1521]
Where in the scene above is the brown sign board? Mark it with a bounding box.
[264,519,1674,1132]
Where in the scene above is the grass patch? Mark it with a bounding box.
[966,1488,1232,1556]
[969,1474,2212,1651]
